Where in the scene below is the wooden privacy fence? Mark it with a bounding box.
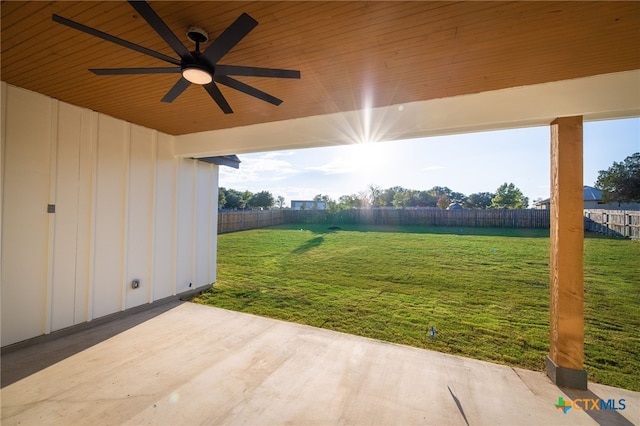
[284,208,550,228]
[219,209,640,238]
[584,209,640,240]
[218,210,285,233]
[218,208,551,233]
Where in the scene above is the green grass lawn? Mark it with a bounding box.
[192,224,640,391]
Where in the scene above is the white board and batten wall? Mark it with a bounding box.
[1,82,219,347]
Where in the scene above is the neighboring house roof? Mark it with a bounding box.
[535,186,603,206]
[291,200,327,209]
[583,186,603,201]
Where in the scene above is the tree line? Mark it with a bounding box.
[220,153,640,211]
[219,182,529,210]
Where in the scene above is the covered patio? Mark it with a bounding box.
[2,2,639,420]
[2,301,638,425]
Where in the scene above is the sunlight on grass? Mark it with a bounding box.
[192,225,640,391]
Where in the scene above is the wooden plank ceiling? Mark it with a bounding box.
[2,1,639,136]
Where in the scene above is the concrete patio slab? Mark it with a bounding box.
[2,301,638,425]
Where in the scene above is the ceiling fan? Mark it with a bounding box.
[52,1,300,114]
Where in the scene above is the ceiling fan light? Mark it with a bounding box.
[182,67,212,85]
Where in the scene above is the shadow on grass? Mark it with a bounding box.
[291,236,325,254]
[275,224,550,238]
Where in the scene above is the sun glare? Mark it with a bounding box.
[348,140,389,178]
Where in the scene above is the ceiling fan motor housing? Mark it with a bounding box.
[186,26,208,45]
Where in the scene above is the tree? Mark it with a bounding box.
[449,191,467,205]
[338,194,362,209]
[464,192,494,209]
[380,186,405,207]
[437,194,450,209]
[392,191,410,209]
[312,194,333,210]
[276,195,285,209]
[326,199,340,214]
[368,184,383,207]
[490,183,528,209]
[595,153,640,203]
[430,186,452,198]
[223,189,247,209]
[249,190,274,209]
[218,188,226,208]
[357,191,371,209]
[416,190,438,207]
[242,190,253,207]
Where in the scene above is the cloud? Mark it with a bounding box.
[306,157,356,175]
[219,154,298,185]
[258,151,296,160]
[422,166,445,171]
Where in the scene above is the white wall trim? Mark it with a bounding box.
[173,70,640,158]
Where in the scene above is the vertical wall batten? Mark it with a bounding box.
[208,166,214,283]
[125,125,155,309]
[45,99,59,334]
[195,163,210,286]
[148,130,158,304]
[152,133,176,300]
[51,102,83,331]
[71,108,82,326]
[211,166,219,284]
[121,123,131,312]
[176,158,197,294]
[92,115,127,319]
[74,109,95,324]
[191,162,198,289]
[174,159,182,295]
[87,111,99,322]
[0,82,6,296]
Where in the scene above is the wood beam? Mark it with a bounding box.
[546,115,587,390]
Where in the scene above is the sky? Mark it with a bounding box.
[219,117,640,206]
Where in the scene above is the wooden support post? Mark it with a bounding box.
[547,116,587,390]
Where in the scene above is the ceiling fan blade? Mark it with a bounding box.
[201,13,258,67]
[204,83,233,114]
[52,14,180,65]
[215,75,282,106]
[161,77,191,103]
[128,1,194,61]
[215,65,301,79]
[90,67,181,75]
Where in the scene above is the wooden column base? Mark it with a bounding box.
[546,355,587,390]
